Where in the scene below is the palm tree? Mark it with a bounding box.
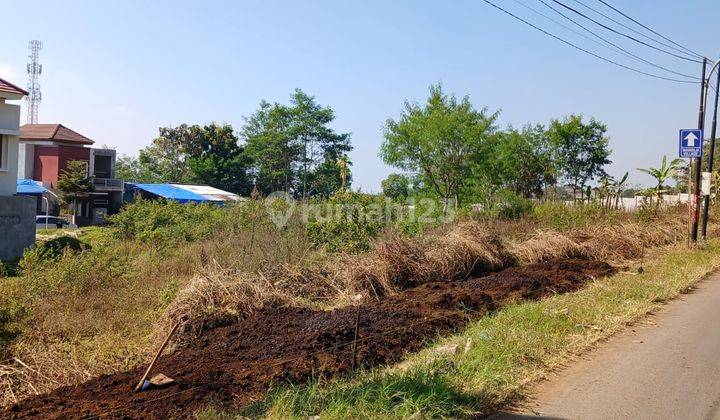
[637,156,683,204]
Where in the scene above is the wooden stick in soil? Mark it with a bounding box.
[134,321,181,392]
[350,305,362,372]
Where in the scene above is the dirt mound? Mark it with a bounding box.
[6,259,615,419]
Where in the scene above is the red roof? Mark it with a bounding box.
[20,124,95,145]
[0,77,28,96]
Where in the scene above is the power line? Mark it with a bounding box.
[549,0,703,63]
[532,0,699,80]
[570,0,705,60]
[480,0,698,84]
[595,0,706,60]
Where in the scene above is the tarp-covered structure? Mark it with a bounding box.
[124,183,242,204]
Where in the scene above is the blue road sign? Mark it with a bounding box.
[679,129,703,158]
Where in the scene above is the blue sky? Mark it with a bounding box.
[1,0,718,191]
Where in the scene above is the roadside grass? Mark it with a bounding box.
[234,241,720,419]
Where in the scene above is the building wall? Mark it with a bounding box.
[33,145,90,187]
[17,143,35,179]
[0,134,19,196]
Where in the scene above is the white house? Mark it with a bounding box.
[0,77,35,261]
[0,78,26,195]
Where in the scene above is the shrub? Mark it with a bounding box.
[476,189,534,220]
[19,236,90,271]
[110,198,231,245]
[306,190,386,253]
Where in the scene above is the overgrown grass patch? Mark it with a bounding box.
[251,241,720,419]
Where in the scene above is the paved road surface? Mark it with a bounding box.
[494,271,720,420]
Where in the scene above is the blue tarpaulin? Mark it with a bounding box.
[126,183,210,203]
[16,179,48,195]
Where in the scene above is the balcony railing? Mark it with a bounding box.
[92,178,124,191]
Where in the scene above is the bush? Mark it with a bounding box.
[476,190,534,220]
[110,198,231,245]
[532,201,616,229]
[19,236,90,271]
[306,190,386,253]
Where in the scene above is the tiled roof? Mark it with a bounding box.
[20,124,95,145]
[0,77,29,96]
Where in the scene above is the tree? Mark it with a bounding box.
[136,126,194,183]
[381,84,498,212]
[381,173,410,201]
[490,124,555,198]
[546,115,611,199]
[242,101,300,194]
[115,154,156,183]
[57,160,94,223]
[289,89,352,199]
[241,89,352,198]
[638,155,683,202]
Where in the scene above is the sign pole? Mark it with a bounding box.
[688,158,693,248]
[691,58,708,242]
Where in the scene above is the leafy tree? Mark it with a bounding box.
[289,89,352,199]
[546,115,611,199]
[381,173,410,201]
[137,127,194,183]
[115,154,156,183]
[490,124,555,198]
[57,160,94,222]
[241,89,352,198]
[381,84,498,212]
[638,155,683,202]
[242,101,300,194]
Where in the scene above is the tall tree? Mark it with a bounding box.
[242,101,300,194]
[546,115,611,199]
[381,84,498,212]
[137,126,194,183]
[289,89,352,199]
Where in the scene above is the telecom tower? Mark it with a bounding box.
[26,40,42,124]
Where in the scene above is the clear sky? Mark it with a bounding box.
[1,0,718,191]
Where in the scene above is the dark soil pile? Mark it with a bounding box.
[6,258,615,419]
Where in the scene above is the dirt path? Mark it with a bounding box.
[494,270,720,420]
[4,259,614,419]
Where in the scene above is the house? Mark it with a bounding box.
[124,183,243,204]
[0,77,35,261]
[18,124,123,225]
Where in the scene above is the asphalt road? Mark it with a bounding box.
[494,270,720,420]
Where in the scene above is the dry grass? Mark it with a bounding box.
[0,204,702,408]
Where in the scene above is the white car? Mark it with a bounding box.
[36,216,78,230]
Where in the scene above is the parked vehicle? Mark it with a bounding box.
[36,216,78,230]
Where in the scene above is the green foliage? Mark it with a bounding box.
[546,115,611,196]
[638,155,683,201]
[306,190,386,253]
[381,173,410,201]
[532,201,615,229]
[381,83,498,211]
[109,198,230,245]
[19,236,90,272]
[478,189,535,220]
[242,89,353,198]
[57,160,94,207]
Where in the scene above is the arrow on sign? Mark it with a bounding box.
[685,131,699,146]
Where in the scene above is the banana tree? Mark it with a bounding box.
[637,156,683,205]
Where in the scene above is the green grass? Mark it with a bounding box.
[202,241,720,419]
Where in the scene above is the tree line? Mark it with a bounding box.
[116,89,352,198]
[117,84,613,205]
[380,84,612,210]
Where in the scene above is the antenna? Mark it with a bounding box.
[26,40,42,125]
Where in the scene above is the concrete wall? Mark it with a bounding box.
[0,196,36,261]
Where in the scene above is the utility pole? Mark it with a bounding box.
[701,66,720,240]
[691,58,708,243]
